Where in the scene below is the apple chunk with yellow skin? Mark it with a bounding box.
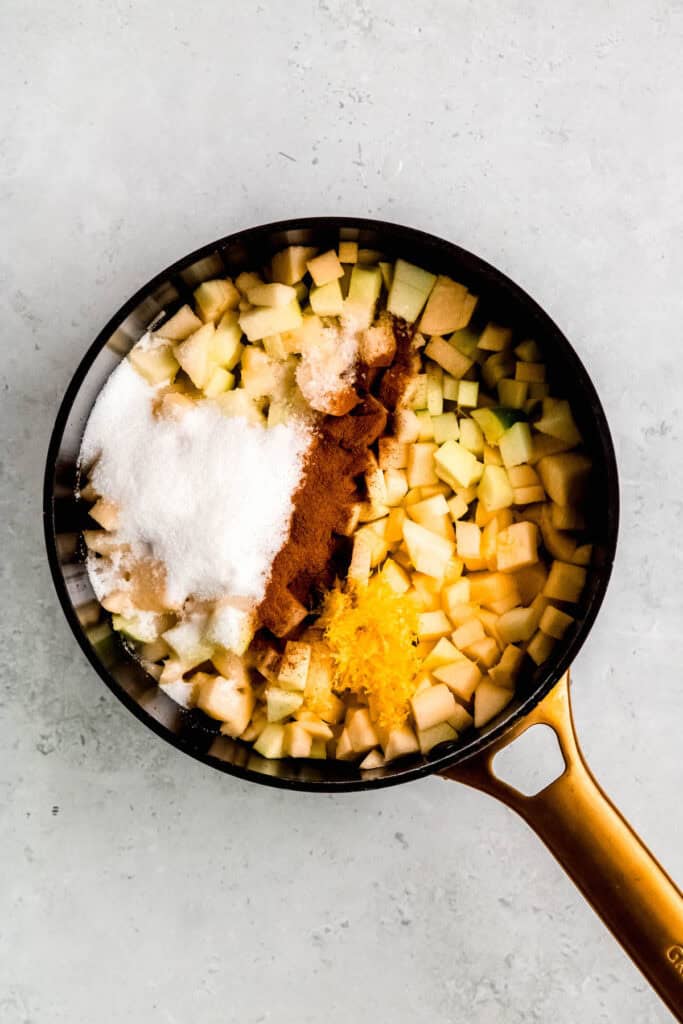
[419,275,476,334]
[387,259,437,323]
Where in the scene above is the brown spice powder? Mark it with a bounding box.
[259,317,417,638]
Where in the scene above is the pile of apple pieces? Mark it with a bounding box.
[89,239,594,768]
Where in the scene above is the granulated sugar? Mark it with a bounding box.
[296,316,360,412]
[80,360,312,606]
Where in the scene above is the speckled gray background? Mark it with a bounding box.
[2,2,682,1021]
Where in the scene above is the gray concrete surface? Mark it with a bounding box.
[2,2,682,1021]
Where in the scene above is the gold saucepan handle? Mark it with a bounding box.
[440,671,683,1021]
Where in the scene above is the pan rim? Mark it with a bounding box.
[43,216,619,792]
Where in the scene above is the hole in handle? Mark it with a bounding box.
[492,724,566,797]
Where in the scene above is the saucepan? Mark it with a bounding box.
[43,217,683,1018]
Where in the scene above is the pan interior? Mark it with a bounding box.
[44,218,619,791]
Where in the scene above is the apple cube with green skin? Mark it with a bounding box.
[472,407,526,445]
[477,465,514,511]
[434,440,484,489]
[194,279,240,323]
[129,343,179,385]
[239,298,303,342]
[498,421,533,467]
[309,278,344,316]
[345,265,382,326]
[387,259,437,322]
[112,613,163,644]
[174,323,216,388]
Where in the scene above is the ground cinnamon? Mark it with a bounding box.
[258,317,415,638]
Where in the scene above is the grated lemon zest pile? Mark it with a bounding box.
[322,576,421,731]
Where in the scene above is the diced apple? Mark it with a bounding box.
[215,388,265,425]
[235,271,263,296]
[498,421,533,468]
[458,380,479,408]
[488,644,524,688]
[543,561,587,603]
[402,519,455,578]
[294,710,334,741]
[175,323,216,388]
[381,558,411,595]
[89,498,120,531]
[194,279,240,323]
[162,617,213,665]
[419,275,474,334]
[421,637,462,670]
[455,521,481,560]
[452,617,486,651]
[433,659,482,701]
[307,251,344,288]
[272,245,318,285]
[387,259,437,322]
[338,240,358,263]
[345,265,382,327]
[205,599,256,656]
[418,721,458,754]
[435,440,483,490]
[539,605,574,639]
[448,703,474,733]
[239,299,302,342]
[498,378,528,409]
[203,366,235,397]
[284,722,314,758]
[515,361,545,384]
[156,303,203,341]
[360,319,397,367]
[477,323,512,352]
[247,282,296,308]
[496,605,537,644]
[426,362,443,415]
[573,544,592,566]
[411,683,457,730]
[459,418,484,455]
[308,278,344,316]
[345,707,380,754]
[527,629,556,666]
[348,531,373,585]
[417,610,453,639]
[474,681,513,727]
[359,749,385,770]
[266,686,304,722]
[424,336,473,379]
[496,522,539,572]
[129,343,179,385]
[394,409,421,443]
[277,641,312,692]
[537,453,591,506]
[535,399,582,445]
[406,442,439,487]
[467,636,501,669]
[382,724,420,761]
[212,310,243,368]
[477,465,514,511]
[254,722,286,759]
[196,673,254,735]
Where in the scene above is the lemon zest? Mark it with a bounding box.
[322,576,420,731]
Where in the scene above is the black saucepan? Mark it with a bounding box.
[43,218,683,1018]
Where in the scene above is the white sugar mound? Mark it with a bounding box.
[80,360,312,606]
